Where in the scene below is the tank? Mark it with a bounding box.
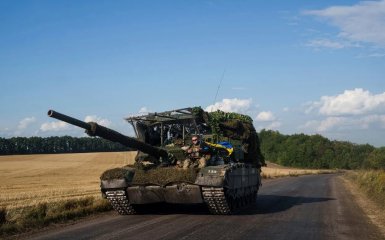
[47,107,265,214]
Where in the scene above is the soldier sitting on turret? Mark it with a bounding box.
[179,135,211,169]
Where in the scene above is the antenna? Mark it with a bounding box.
[212,69,226,111]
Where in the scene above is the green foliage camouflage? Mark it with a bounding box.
[100,166,199,185]
[192,106,253,137]
[100,167,135,181]
[132,168,199,185]
[191,106,265,166]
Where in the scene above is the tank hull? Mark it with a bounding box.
[100,163,261,214]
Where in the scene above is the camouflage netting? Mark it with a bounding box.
[132,167,199,185]
[100,167,135,181]
[216,119,264,165]
[194,107,265,167]
[130,106,265,168]
[101,166,199,186]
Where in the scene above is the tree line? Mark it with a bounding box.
[1,131,384,170]
[0,136,130,155]
[259,130,385,170]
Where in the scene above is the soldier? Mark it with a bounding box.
[179,135,211,169]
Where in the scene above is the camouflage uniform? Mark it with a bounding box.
[180,141,211,169]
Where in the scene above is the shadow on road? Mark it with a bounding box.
[237,194,335,215]
[132,203,210,215]
[129,194,335,216]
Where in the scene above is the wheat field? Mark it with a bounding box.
[261,162,336,178]
[0,152,137,210]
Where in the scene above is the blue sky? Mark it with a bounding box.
[1,0,385,146]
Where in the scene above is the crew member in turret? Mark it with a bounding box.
[180,135,211,169]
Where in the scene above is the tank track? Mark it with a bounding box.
[202,187,257,215]
[105,190,136,215]
[105,186,257,215]
[202,187,232,214]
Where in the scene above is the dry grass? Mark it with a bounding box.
[342,171,385,236]
[0,152,136,210]
[344,170,385,210]
[261,162,337,179]
[0,152,137,236]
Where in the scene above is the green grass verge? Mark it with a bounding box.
[0,197,112,237]
[346,170,385,209]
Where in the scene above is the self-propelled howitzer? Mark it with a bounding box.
[47,108,263,215]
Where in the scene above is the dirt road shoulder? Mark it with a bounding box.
[341,175,385,237]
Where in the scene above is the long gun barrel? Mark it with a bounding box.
[47,110,169,160]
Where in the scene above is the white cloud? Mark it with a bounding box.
[267,121,282,130]
[40,121,70,132]
[255,110,281,130]
[301,114,385,133]
[300,120,319,130]
[307,88,385,116]
[303,0,385,47]
[126,107,152,118]
[17,117,36,130]
[139,107,150,114]
[205,98,252,113]
[13,117,37,135]
[256,121,282,131]
[0,127,12,137]
[306,39,345,49]
[300,118,346,132]
[317,117,346,132]
[358,114,385,129]
[256,111,276,122]
[302,89,385,134]
[305,38,360,49]
[84,115,111,127]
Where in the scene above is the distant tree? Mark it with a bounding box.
[258,129,381,170]
[363,147,385,169]
[0,136,130,155]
